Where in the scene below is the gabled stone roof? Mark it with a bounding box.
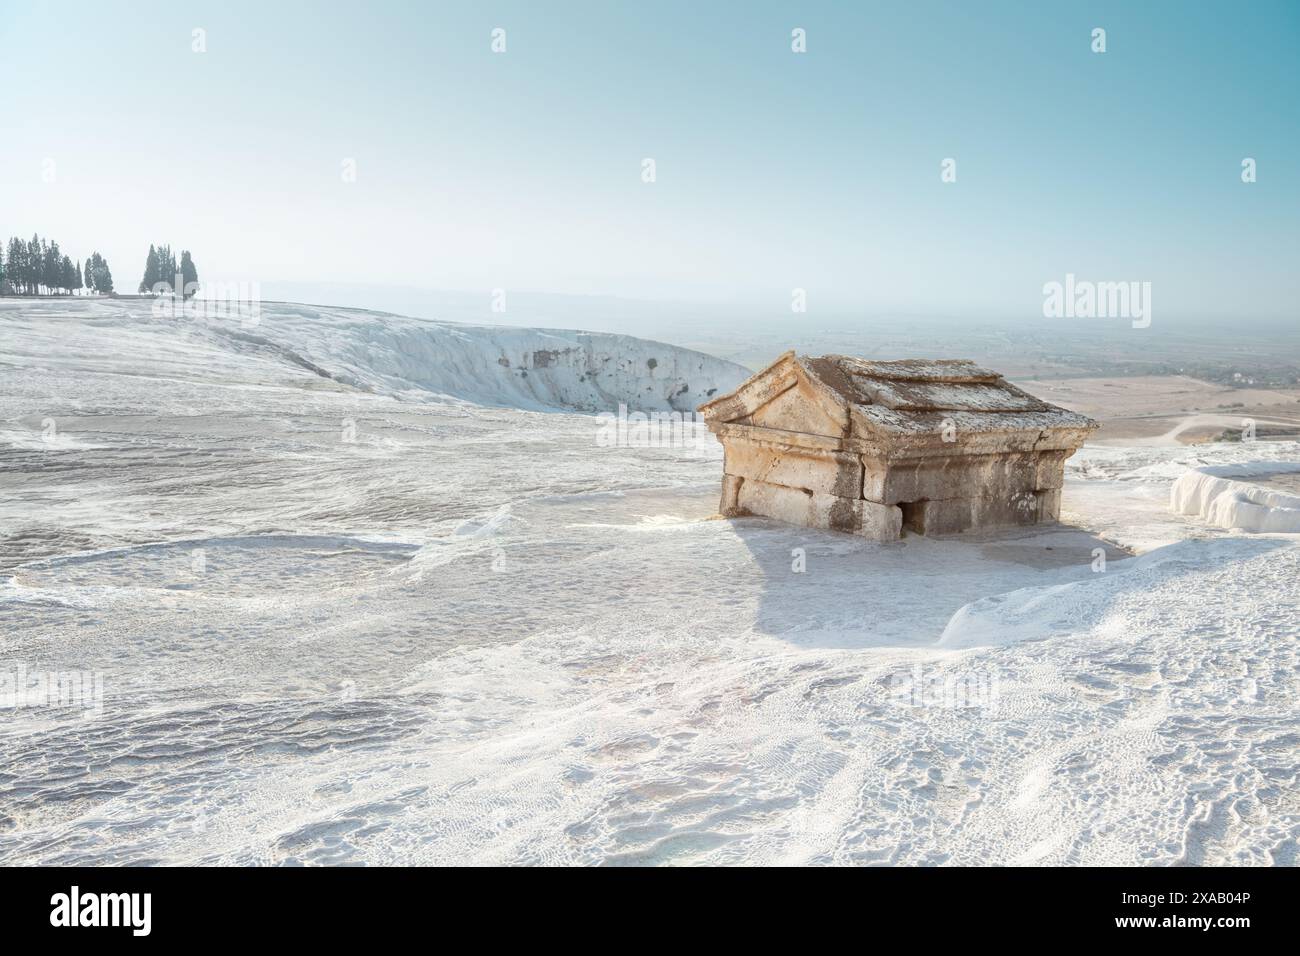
[698,351,1097,445]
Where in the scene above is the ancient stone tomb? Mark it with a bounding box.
[697,352,1097,540]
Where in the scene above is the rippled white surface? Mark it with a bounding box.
[2,299,1297,865]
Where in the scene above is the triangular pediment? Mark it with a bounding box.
[697,351,851,438]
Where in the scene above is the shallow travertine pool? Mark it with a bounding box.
[1238,471,1300,495]
[1171,461,1300,534]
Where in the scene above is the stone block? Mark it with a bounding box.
[880,453,1047,505]
[900,489,1057,536]
[725,439,862,498]
[734,477,901,541]
[719,473,743,516]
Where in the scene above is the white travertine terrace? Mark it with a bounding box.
[1171,462,1300,533]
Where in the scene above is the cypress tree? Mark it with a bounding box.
[28,235,41,293]
[11,237,29,293]
[6,239,19,293]
[139,244,160,293]
[45,240,62,293]
[180,250,198,298]
[87,252,113,294]
[156,244,176,288]
[22,237,33,293]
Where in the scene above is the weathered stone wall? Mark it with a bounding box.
[864,450,1066,505]
[723,438,861,498]
[716,437,1069,540]
[722,475,902,540]
[899,488,1060,536]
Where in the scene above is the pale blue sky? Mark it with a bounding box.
[1,1,1296,321]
